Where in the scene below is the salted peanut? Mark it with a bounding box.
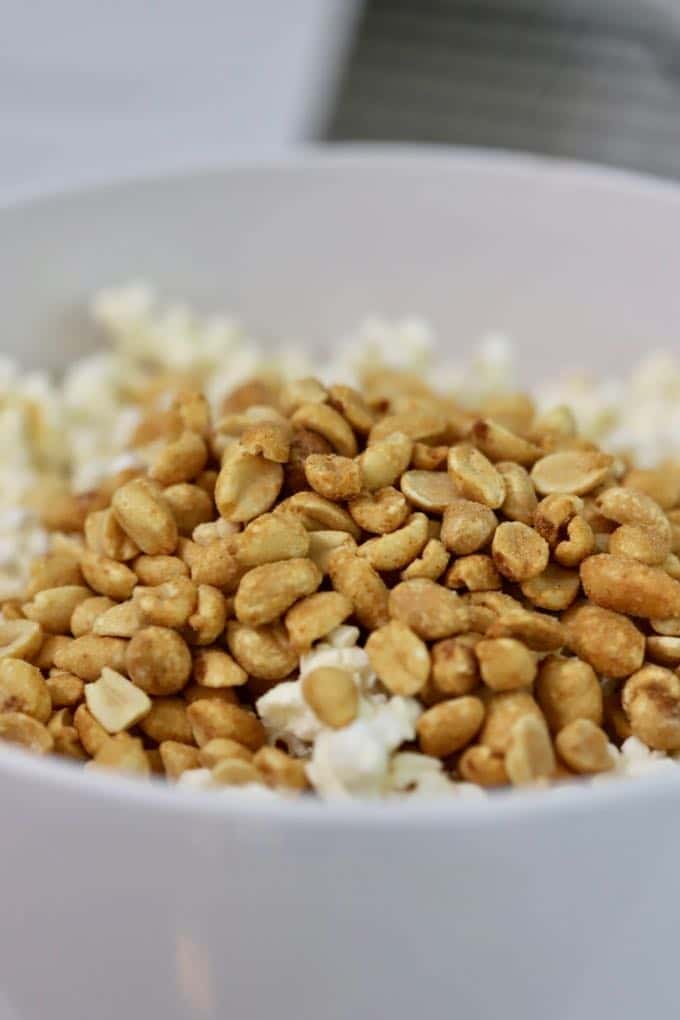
[302,666,359,728]
[646,636,680,668]
[441,498,498,555]
[133,554,189,586]
[159,740,202,780]
[184,584,229,646]
[216,405,287,443]
[72,704,107,756]
[90,733,150,776]
[468,590,523,615]
[416,696,484,757]
[359,513,429,572]
[480,690,544,754]
[22,585,91,636]
[70,595,115,632]
[54,635,127,681]
[80,551,137,602]
[429,637,480,698]
[284,427,333,494]
[187,700,265,750]
[215,443,283,523]
[112,478,178,556]
[608,524,669,566]
[480,391,535,435]
[45,671,84,708]
[199,737,252,767]
[349,488,408,536]
[0,659,51,722]
[193,648,247,688]
[624,466,680,511]
[562,602,643,679]
[304,454,362,501]
[172,389,211,436]
[235,558,321,627]
[85,509,140,561]
[533,493,583,546]
[195,470,218,497]
[369,407,446,445]
[137,697,193,745]
[212,758,263,787]
[184,684,238,706]
[188,539,239,591]
[365,621,430,696]
[458,744,508,786]
[554,516,595,568]
[485,606,564,652]
[0,620,43,662]
[285,591,353,650]
[400,470,458,514]
[125,626,191,695]
[48,711,86,760]
[280,376,327,413]
[445,554,501,592]
[327,548,390,630]
[622,665,680,751]
[531,450,613,496]
[448,444,505,509]
[650,617,680,636]
[291,402,357,457]
[32,635,72,670]
[307,531,357,574]
[133,576,197,629]
[222,377,280,413]
[388,579,471,640]
[226,620,298,681]
[193,519,239,546]
[497,462,538,525]
[667,510,680,554]
[468,418,541,467]
[581,553,680,619]
[555,720,613,774]
[411,443,449,471]
[276,491,360,538]
[149,430,208,485]
[402,539,450,581]
[0,712,53,754]
[491,522,549,582]
[239,420,292,464]
[85,667,151,734]
[235,512,309,568]
[535,655,603,733]
[520,564,580,612]
[1,602,23,621]
[664,553,680,580]
[358,432,413,491]
[253,746,309,791]
[163,483,214,536]
[26,553,83,598]
[327,384,375,435]
[92,600,143,638]
[476,638,536,692]
[597,485,671,537]
[505,715,555,785]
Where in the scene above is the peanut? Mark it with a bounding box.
[302,667,359,728]
[580,554,680,619]
[112,478,178,555]
[416,697,485,757]
[365,621,430,696]
[234,558,321,627]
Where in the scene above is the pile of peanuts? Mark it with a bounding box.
[1,363,680,798]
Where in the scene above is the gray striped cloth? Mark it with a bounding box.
[326,0,680,179]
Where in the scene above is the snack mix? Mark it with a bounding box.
[1,285,680,799]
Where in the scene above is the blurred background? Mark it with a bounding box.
[3,0,680,195]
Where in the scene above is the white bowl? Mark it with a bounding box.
[2,149,680,1020]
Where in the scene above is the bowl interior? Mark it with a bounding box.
[3,147,680,381]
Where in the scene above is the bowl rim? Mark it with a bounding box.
[3,142,680,826]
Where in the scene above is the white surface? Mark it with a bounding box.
[2,149,680,1019]
[0,0,356,193]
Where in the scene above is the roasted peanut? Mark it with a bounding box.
[126,627,192,695]
[184,585,229,646]
[458,744,508,786]
[448,444,506,509]
[580,554,680,619]
[497,462,538,525]
[163,483,214,536]
[491,522,549,582]
[533,493,583,546]
[505,715,555,785]
[416,697,485,757]
[133,554,189,586]
[187,700,265,750]
[0,712,53,754]
[554,516,595,567]
[307,530,357,574]
[349,487,410,534]
[327,547,390,629]
[475,638,537,692]
[54,635,127,681]
[80,551,137,601]
[0,659,51,722]
[92,600,143,638]
[291,402,357,457]
[535,655,603,733]
[445,555,501,592]
[520,564,580,611]
[160,741,201,780]
[468,419,541,467]
[401,539,450,581]
[139,698,194,745]
[85,667,152,733]
[235,512,309,567]
[240,420,292,463]
[189,539,240,591]
[112,478,178,555]
[215,443,283,522]
[304,454,362,501]
[531,450,613,496]
[23,585,92,635]
[562,602,644,678]
[133,577,197,629]
[388,579,470,640]
[71,595,116,637]
[0,620,43,662]
[400,470,458,514]
[302,666,359,728]
[45,671,84,708]
[285,591,353,650]
[622,665,680,751]
[212,758,263,787]
[235,558,321,627]
[480,690,544,754]
[284,427,333,494]
[358,432,412,491]
[441,498,498,555]
[365,621,430,696]
[198,738,252,767]
[276,491,360,537]
[91,733,150,776]
[485,606,564,652]
[359,513,429,571]
[555,720,613,774]
[253,746,308,790]
[226,621,298,681]
[193,648,247,688]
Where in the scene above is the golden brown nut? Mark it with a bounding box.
[125,627,192,695]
